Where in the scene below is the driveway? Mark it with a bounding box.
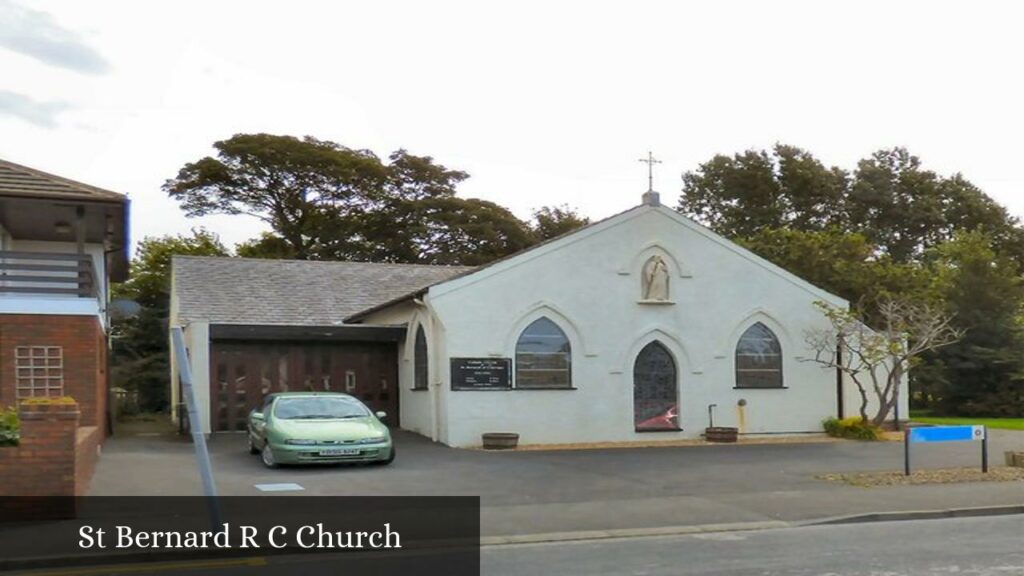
[91,427,1024,536]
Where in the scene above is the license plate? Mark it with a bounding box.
[319,448,360,456]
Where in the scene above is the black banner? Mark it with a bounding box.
[0,496,479,575]
[450,358,512,390]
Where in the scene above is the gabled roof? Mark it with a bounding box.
[346,202,849,321]
[172,256,474,326]
[0,158,127,203]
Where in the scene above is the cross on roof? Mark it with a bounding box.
[638,151,662,192]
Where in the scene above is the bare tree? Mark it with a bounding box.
[804,298,963,428]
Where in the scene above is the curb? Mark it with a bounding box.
[804,504,1024,526]
[480,521,790,546]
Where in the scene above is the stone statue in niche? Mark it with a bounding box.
[641,255,670,301]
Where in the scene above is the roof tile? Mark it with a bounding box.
[172,256,474,326]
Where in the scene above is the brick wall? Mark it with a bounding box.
[0,402,80,496]
[74,425,101,495]
[0,315,108,436]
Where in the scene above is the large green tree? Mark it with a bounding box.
[920,231,1024,416]
[738,228,929,319]
[530,205,591,241]
[679,144,848,239]
[165,134,540,265]
[680,145,1024,264]
[164,134,385,260]
[111,230,229,412]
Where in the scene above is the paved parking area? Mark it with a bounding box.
[91,427,1024,536]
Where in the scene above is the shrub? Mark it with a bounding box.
[0,406,19,447]
[20,396,76,406]
[823,416,882,441]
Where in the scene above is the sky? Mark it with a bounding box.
[2,0,1023,251]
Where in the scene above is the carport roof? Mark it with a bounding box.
[172,255,474,326]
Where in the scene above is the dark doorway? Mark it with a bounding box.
[633,341,679,431]
[210,341,399,432]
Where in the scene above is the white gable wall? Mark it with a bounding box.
[424,205,866,447]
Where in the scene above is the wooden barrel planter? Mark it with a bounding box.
[705,426,738,443]
[482,432,520,450]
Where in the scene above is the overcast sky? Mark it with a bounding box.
[2,0,1022,250]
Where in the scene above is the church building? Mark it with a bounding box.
[170,190,906,447]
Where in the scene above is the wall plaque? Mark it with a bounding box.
[450,357,512,390]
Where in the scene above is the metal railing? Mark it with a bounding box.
[0,251,98,299]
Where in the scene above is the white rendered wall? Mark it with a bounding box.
[360,300,440,440]
[419,205,904,448]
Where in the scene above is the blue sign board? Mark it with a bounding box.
[909,425,985,443]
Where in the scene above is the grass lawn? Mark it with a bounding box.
[911,416,1024,431]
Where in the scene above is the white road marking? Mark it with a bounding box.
[254,482,304,492]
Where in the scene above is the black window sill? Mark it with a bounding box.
[635,428,683,433]
[514,386,578,391]
[410,387,430,392]
[733,386,788,390]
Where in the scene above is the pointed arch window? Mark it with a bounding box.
[515,317,572,389]
[735,322,783,389]
[413,325,428,390]
[634,341,679,431]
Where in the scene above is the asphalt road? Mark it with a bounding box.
[481,515,1024,576]
[90,429,1024,537]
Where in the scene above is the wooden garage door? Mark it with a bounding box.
[210,341,399,432]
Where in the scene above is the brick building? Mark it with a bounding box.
[0,158,130,436]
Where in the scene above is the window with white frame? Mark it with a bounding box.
[515,317,572,389]
[15,346,64,398]
[413,325,428,390]
[735,323,784,388]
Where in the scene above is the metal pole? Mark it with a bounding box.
[981,427,988,473]
[171,326,222,528]
[903,429,911,476]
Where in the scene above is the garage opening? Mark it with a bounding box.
[207,325,403,433]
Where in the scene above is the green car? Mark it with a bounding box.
[247,392,394,468]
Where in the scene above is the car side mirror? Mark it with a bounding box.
[251,411,265,421]
[375,411,387,420]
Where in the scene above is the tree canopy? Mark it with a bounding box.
[680,144,1024,265]
[165,134,588,265]
[111,230,229,413]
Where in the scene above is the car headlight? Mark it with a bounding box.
[356,436,387,444]
[285,439,317,446]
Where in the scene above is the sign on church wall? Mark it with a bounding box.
[450,358,512,390]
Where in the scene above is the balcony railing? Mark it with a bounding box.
[0,251,98,299]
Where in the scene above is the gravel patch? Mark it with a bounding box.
[820,466,1024,487]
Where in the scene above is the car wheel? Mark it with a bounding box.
[261,444,278,469]
[247,434,259,455]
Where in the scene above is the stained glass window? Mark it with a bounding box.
[634,341,678,430]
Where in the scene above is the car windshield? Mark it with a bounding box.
[273,397,369,420]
